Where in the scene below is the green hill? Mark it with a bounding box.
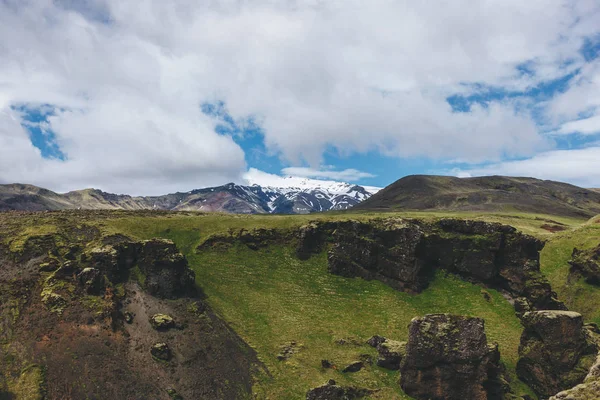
[356,175,600,218]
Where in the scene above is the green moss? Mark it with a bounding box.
[129,265,146,286]
[6,365,46,400]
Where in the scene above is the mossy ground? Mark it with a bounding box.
[98,211,558,399]
[0,210,594,399]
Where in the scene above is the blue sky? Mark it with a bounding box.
[2,1,600,194]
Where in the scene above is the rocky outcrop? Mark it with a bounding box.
[550,354,600,399]
[79,239,195,299]
[198,228,292,251]
[569,244,600,285]
[327,220,431,293]
[326,219,564,311]
[137,239,195,298]
[400,314,507,400]
[306,380,373,400]
[517,311,598,398]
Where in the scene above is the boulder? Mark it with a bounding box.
[400,314,506,400]
[517,311,598,398]
[150,342,172,361]
[366,335,387,348]
[376,340,406,370]
[150,314,175,330]
[569,245,600,285]
[341,361,363,373]
[306,380,373,400]
[137,239,195,299]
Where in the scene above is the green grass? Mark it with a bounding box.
[188,245,529,399]
[95,210,587,399]
[541,216,600,325]
[2,209,594,399]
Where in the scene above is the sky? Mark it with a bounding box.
[1,0,600,195]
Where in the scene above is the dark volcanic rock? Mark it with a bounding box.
[138,239,195,299]
[326,218,565,312]
[306,380,373,400]
[366,335,387,348]
[569,244,600,285]
[376,340,406,370]
[400,314,507,400]
[342,361,364,373]
[151,342,172,361]
[517,311,598,398]
[327,220,432,293]
[550,353,600,399]
[150,314,176,331]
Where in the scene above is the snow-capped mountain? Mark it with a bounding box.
[0,179,381,214]
[183,179,380,214]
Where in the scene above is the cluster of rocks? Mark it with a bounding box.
[297,219,565,313]
[78,238,195,299]
[366,335,406,370]
[306,379,374,400]
[307,311,600,400]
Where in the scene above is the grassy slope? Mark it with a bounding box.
[1,210,594,399]
[541,215,600,325]
[102,211,573,399]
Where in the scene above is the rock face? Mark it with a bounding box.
[138,239,196,298]
[400,314,506,400]
[569,244,600,285]
[325,219,564,311]
[79,239,195,299]
[517,311,598,398]
[327,220,431,293]
[306,380,373,400]
[550,354,600,400]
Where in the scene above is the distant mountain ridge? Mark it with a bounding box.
[0,179,380,214]
[356,175,600,218]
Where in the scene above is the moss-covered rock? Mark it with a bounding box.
[137,239,195,299]
[324,219,565,311]
[376,339,406,370]
[150,314,175,330]
[400,314,507,400]
[517,311,598,398]
[151,342,172,361]
[306,380,373,400]
[569,244,600,285]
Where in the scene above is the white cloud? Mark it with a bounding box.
[0,1,599,193]
[452,146,600,188]
[280,167,375,181]
[554,114,600,135]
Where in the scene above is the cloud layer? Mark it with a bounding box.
[0,0,599,193]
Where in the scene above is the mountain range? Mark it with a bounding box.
[0,178,380,214]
